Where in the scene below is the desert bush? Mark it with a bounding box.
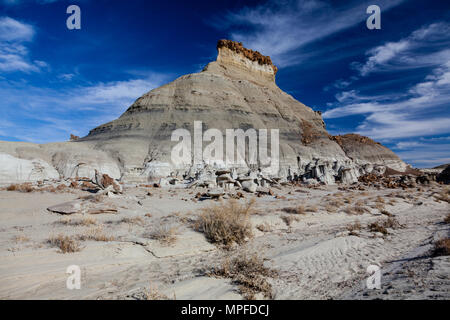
[13,235,30,243]
[346,222,361,236]
[48,234,81,253]
[209,252,277,300]
[444,214,450,224]
[282,205,305,215]
[344,205,369,215]
[57,217,97,226]
[6,183,34,192]
[368,222,388,235]
[381,209,393,217]
[145,225,178,246]
[195,200,254,246]
[383,217,402,229]
[143,284,171,300]
[281,215,299,226]
[433,190,450,203]
[77,227,115,242]
[118,216,145,226]
[432,238,450,257]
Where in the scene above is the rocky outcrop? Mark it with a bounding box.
[0,40,409,185]
[0,153,59,183]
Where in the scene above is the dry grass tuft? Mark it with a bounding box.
[118,216,145,226]
[282,205,305,215]
[195,200,254,247]
[369,217,403,236]
[344,205,369,215]
[433,189,450,203]
[444,214,450,224]
[77,227,115,242]
[6,183,34,193]
[281,215,300,226]
[346,222,361,236]
[143,284,172,300]
[432,238,450,257]
[145,225,178,246]
[368,222,388,235]
[13,234,30,243]
[383,217,402,229]
[209,252,277,300]
[57,217,97,227]
[48,234,81,253]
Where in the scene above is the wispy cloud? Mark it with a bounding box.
[323,23,450,141]
[0,16,47,73]
[352,23,450,76]
[212,0,405,67]
[0,74,169,143]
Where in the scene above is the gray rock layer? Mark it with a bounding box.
[0,41,407,184]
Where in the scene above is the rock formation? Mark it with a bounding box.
[0,40,409,186]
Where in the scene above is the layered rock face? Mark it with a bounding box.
[0,40,408,185]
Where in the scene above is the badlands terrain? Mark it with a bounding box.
[0,40,448,300]
[0,174,448,300]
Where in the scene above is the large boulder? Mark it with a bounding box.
[0,153,59,184]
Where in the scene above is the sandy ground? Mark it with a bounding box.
[0,182,448,300]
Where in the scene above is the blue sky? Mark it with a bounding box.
[0,0,449,167]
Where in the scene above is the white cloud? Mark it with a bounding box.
[353,22,450,76]
[213,0,405,67]
[324,22,450,143]
[0,74,169,143]
[0,16,47,73]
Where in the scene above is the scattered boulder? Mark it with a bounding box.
[242,181,257,193]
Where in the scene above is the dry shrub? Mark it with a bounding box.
[209,252,277,300]
[432,238,450,257]
[343,197,352,204]
[434,190,450,203]
[146,225,178,246]
[77,227,115,242]
[444,214,450,224]
[305,205,318,212]
[282,205,305,215]
[347,222,361,236]
[48,234,81,253]
[383,217,402,229]
[324,199,345,213]
[345,205,369,215]
[195,200,254,246]
[119,216,145,226]
[6,183,34,193]
[143,284,171,300]
[57,217,97,226]
[281,215,299,226]
[381,210,393,217]
[375,196,385,204]
[325,204,338,213]
[369,222,388,235]
[13,234,30,243]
